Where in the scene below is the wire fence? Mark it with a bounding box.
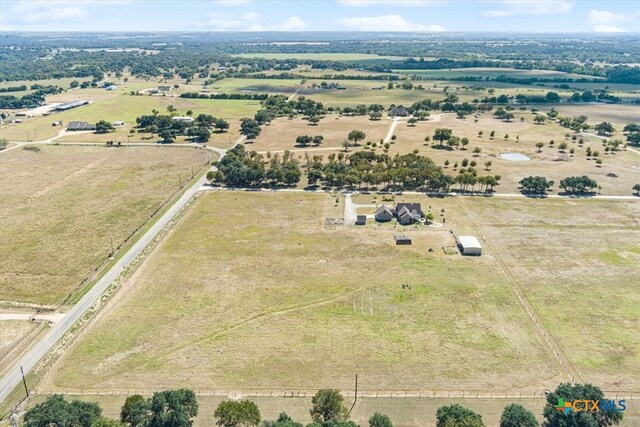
[29,389,640,401]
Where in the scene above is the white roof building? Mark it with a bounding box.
[458,235,482,256]
[172,116,194,123]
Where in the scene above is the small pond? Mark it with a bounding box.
[500,153,531,161]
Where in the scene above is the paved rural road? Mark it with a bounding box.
[0,161,212,404]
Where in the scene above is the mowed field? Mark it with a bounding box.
[46,192,563,394]
[0,145,208,306]
[459,197,640,391]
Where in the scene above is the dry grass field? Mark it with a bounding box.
[248,115,390,151]
[0,145,208,306]
[0,321,38,364]
[45,192,562,394]
[461,197,640,391]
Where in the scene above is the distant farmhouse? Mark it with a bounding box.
[105,85,118,91]
[389,106,409,117]
[53,100,90,111]
[374,202,424,225]
[67,121,96,131]
[157,85,172,92]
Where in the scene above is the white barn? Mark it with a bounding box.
[458,235,482,256]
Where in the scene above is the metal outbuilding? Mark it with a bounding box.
[457,235,482,256]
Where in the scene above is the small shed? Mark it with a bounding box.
[458,235,482,256]
[394,234,412,245]
[355,215,367,225]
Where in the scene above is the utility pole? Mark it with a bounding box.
[191,164,194,178]
[20,366,29,398]
[179,173,182,188]
[348,373,358,414]
[110,237,114,257]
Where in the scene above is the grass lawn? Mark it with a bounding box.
[0,145,208,306]
[46,192,560,394]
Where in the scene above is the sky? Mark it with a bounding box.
[1,0,639,33]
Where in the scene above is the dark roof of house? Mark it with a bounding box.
[395,203,423,216]
[375,204,393,216]
[389,106,409,116]
[355,214,367,225]
[67,121,96,131]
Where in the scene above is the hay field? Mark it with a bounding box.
[47,192,561,393]
[249,115,390,151]
[0,145,208,306]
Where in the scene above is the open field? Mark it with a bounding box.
[551,104,640,128]
[249,115,390,151]
[459,197,640,391]
[45,192,562,394]
[232,53,407,62]
[0,145,208,306]
[0,321,38,363]
[397,68,606,80]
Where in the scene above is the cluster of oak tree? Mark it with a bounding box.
[22,383,623,427]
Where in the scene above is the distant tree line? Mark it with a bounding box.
[180,92,269,100]
[0,85,63,109]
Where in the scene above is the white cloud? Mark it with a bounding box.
[587,9,637,33]
[215,0,251,5]
[278,16,307,31]
[593,25,625,33]
[338,0,432,6]
[207,13,307,31]
[482,1,573,18]
[340,14,445,31]
[9,0,130,23]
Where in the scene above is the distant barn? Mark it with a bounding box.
[54,100,90,111]
[355,215,367,225]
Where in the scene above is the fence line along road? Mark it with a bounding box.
[0,168,212,404]
[32,389,639,401]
